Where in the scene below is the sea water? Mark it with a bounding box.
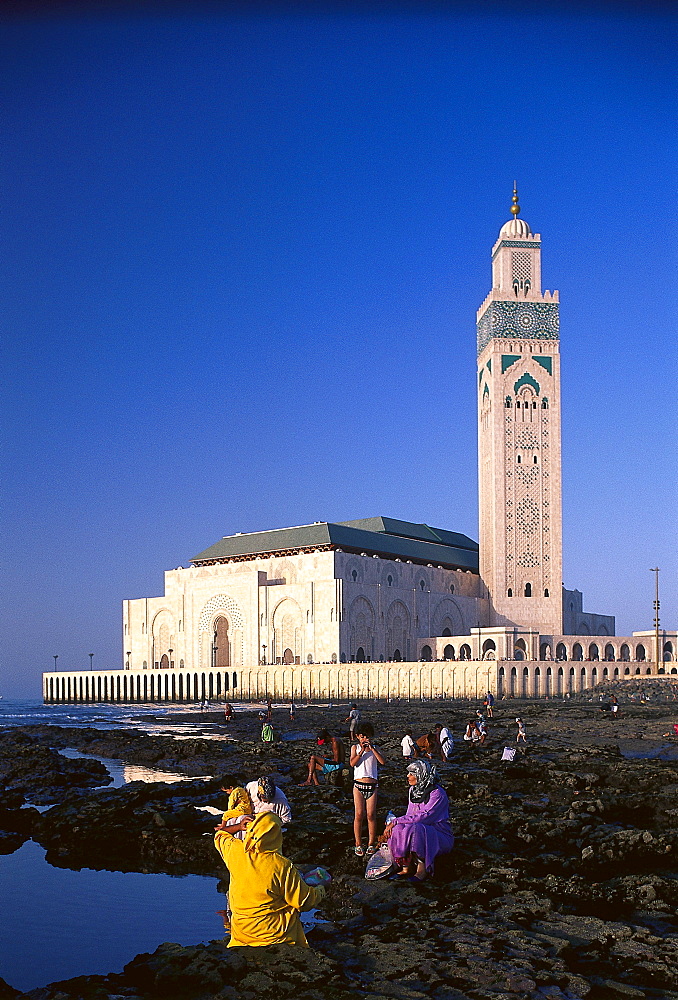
[0,700,236,992]
[0,841,224,993]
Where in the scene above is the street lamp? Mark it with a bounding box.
[168,648,173,669]
[89,653,94,671]
[126,651,131,670]
[53,654,58,671]
[650,568,661,672]
[262,644,267,665]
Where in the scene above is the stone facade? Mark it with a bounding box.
[477,204,564,635]
[120,540,487,673]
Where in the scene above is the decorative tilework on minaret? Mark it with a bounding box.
[477,188,563,634]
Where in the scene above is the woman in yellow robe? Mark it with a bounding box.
[214,812,325,948]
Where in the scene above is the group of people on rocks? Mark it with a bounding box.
[214,711,460,949]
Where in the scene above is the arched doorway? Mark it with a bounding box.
[443,644,454,660]
[160,653,169,669]
[283,648,294,665]
[620,644,630,661]
[636,644,646,662]
[393,649,402,662]
[421,645,432,662]
[589,644,599,661]
[442,627,452,637]
[605,643,615,661]
[459,644,471,660]
[356,646,366,662]
[556,643,567,661]
[572,643,583,661]
[214,616,230,667]
[482,639,496,659]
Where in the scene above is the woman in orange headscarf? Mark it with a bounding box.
[214,811,324,948]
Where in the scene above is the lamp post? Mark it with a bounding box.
[89,653,94,671]
[650,568,661,673]
[168,648,173,669]
[53,654,58,672]
[262,644,267,666]
[126,651,131,670]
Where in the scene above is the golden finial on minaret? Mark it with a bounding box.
[510,182,520,217]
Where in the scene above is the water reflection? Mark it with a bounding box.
[0,840,224,993]
[58,748,205,788]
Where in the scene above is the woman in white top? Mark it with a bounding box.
[350,722,386,857]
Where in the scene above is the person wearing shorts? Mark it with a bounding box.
[350,722,386,857]
[298,729,345,786]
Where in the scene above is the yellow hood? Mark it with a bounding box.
[243,811,283,854]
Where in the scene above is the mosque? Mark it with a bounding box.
[43,191,676,704]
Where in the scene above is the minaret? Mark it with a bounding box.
[477,187,563,635]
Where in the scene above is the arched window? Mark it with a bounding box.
[620,644,630,661]
[605,643,615,661]
[533,455,538,463]
[352,570,357,582]
[387,575,393,586]
[419,580,426,591]
[507,588,513,597]
[572,643,583,661]
[589,644,599,661]
[517,455,522,464]
[636,644,646,662]
[544,589,549,597]
[556,643,567,661]
[449,584,454,593]
[524,582,532,597]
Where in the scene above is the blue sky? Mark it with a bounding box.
[1,2,676,697]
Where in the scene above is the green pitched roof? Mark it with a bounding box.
[192,517,478,572]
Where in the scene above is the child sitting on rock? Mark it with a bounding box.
[216,775,253,825]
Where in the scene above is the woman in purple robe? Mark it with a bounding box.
[384,759,454,881]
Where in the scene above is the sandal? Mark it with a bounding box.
[365,845,379,856]
[354,845,365,856]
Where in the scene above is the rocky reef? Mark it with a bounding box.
[1,691,678,999]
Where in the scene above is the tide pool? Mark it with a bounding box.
[0,840,225,993]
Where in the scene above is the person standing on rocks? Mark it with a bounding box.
[350,721,386,857]
[516,717,527,743]
[434,723,453,761]
[344,703,361,741]
[485,691,494,718]
[298,729,345,786]
[401,727,418,758]
[214,812,325,948]
[224,703,233,723]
